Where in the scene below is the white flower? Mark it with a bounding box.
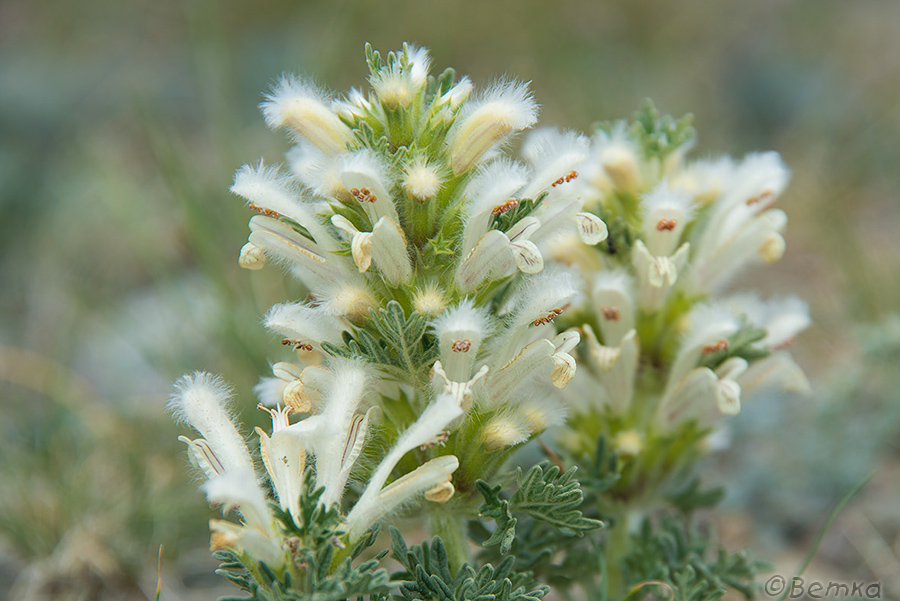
[517,395,569,434]
[529,196,608,248]
[316,281,379,320]
[231,162,340,251]
[204,469,283,566]
[204,468,274,537]
[506,269,578,333]
[674,156,735,204]
[338,150,400,224]
[460,159,531,256]
[727,294,811,351]
[209,518,283,569]
[666,303,741,399]
[431,360,489,412]
[583,326,638,410]
[737,351,811,396]
[435,76,473,110]
[169,373,255,479]
[274,363,331,414]
[592,123,643,195]
[346,394,463,539]
[447,79,538,174]
[689,208,787,293]
[248,215,354,290]
[331,214,413,285]
[261,76,353,154]
[720,151,790,211]
[548,330,580,388]
[688,152,791,293]
[481,411,532,451]
[285,141,345,199]
[284,361,371,508]
[332,87,373,122]
[456,217,545,293]
[640,182,695,257]
[413,284,447,316]
[658,357,747,426]
[632,240,690,311]
[432,300,492,382]
[519,129,590,200]
[253,376,286,408]
[590,270,636,345]
[255,404,305,523]
[263,302,348,351]
[485,329,580,409]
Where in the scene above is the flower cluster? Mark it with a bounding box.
[169,44,609,584]
[168,48,811,601]
[552,103,811,501]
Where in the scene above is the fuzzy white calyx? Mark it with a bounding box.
[403,159,443,202]
[261,76,353,154]
[447,80,538,174]
[169,373,255,478]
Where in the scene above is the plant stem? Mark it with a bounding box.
[604,506,631,600]
[428,508,470,573]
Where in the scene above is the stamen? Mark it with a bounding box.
[746,189,775,208]
[533,305,568,327]
[247,202,281,218]
[257,402,293,431]
[419,430,450,451]
[656,218,678,231]
[350,187,377,203]
[451,339,472,353]
[701,340,729,355]
[600,305,621,321]
[281,338,314,352]
[551,170,579,187]
[491,199,519,216]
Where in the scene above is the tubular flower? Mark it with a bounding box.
[549,101,810,507]
[170,44,605,590]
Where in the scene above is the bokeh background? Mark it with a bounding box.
[2,0,898,599]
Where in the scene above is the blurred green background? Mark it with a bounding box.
[2,0,899,598]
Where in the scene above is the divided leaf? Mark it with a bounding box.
[389,528,549,601]
[477,465,602,555]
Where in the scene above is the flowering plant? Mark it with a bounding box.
[169,45,808,601]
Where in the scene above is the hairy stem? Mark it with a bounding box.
[428,508,471,574]
[604,506,632,599]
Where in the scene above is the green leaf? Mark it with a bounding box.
[351,523,382,561]
[435,67,457,96]
[477,465,602,556]
[368,301,436,374]
[365,42,381,74]
[322,302,437,379]
[667,477,726,513]
[475,480,518,554]
[621,515,765,601]
[509,466,603,534]
[629,99,696,161]
[391,531,549,601]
